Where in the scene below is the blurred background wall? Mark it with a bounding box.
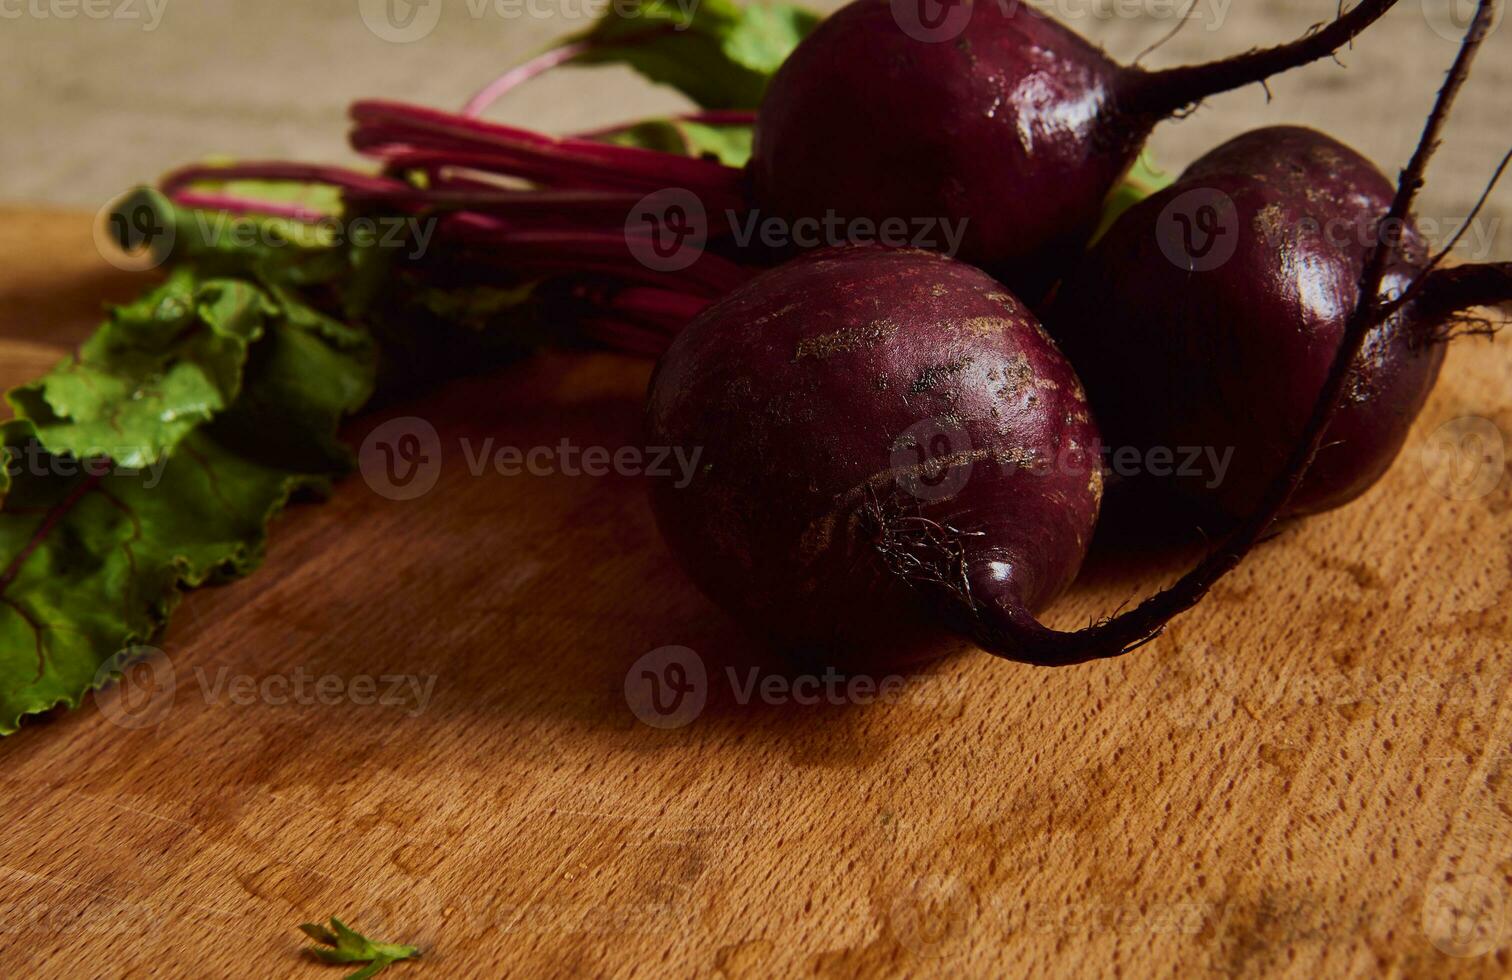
[1,0,1508,255]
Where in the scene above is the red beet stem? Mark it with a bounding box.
[580,316,678,356]
[161,161,409,198]
[572,109,759,141]
[603,285,714,324]
[967,0,1496,667]
[1123,0,1400,119]
[443,226,750,296]
[462,27,688,118]
[350,100,747,205]
[462,41,593,117]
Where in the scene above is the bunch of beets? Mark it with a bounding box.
[159,0,1510,668]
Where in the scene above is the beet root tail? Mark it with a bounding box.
[1123,0,1401,119]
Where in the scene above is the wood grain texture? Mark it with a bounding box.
[0,214,1510,979]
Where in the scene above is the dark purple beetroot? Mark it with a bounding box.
[1048,125,1510,518]
[751,0,1398,299]
[645,245,1102,666]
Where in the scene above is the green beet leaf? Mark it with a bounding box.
[0,275,375,736]
[6,267,274,468]
[567,0,819,109]
[596,117,754,166]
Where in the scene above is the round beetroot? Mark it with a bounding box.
[645,245,1102,666]
[1048,125,1512,518]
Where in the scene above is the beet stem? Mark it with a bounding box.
[976,0,1498,667]
[1124,0,1400,119]
[462,41,592,118]
[350,101,747,202]
[161,161,409,197]
[572,110,759,142]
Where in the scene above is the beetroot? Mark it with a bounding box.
[645,245,1103,665]
[1048,126,1512,518]
[750,0,1400,298]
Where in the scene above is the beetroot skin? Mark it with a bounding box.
[1048,126,1448,518]
[645,246,1102,665]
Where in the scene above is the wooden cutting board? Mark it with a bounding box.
[0,208,1509,978]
